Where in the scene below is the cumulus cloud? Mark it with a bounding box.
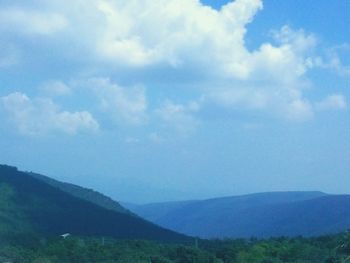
[94,0,263,71]
[0,92,99,135]
[0,0,346,125]
[59,0,322,120]
[83,78,148,125]
[315,94,347,111]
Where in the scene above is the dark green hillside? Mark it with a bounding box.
[28,171,131,215]
[0,165,188,242]
[2,230,350,262]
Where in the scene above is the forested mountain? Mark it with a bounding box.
[125,191,350,239]
[0,164,188,242]
[28,171,132,215]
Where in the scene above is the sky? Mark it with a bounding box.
[0,0,350,203]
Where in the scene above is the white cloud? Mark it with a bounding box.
[156,100,200,135]
[0,0,345,123]
[315,94,347,111]
[0,92,99,135]
[285,99,314,121]
[94,0,263,70]
[40,81,71,97]
[73,0,320,121]
[316,44,350,76]
[198,24,319,121]
[0,7,68,36]
[84,78,148,125]
[271,26,317,54]
[329,57,350,76]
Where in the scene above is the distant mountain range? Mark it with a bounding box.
[0,164,188,242]
[3,163,350,241]
[125,191,350,239]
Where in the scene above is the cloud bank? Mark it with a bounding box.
[0,0,347,136]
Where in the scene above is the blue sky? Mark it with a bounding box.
[0,0,349,203]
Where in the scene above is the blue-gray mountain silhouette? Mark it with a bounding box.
[126,191,350,238]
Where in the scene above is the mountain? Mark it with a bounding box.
[28,171,131,215]
[0,164,188,242]
[125,191,350,239]
[121,200,198,222]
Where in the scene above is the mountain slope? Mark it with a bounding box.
[122,200,198,222]
[28,171,131,215]
[125,191,350,239]
[0,165,188,242]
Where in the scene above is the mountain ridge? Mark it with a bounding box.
[28,171,133,215]
[124,191,350,239]
[0,164,188,242]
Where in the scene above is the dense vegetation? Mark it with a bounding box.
[2,164,350,262]
[0,165,187,242]
[1,232,350,263]
[28,171,132,215]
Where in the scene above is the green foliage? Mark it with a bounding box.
[28,171,132,215]
[1,232,350,263]
[2,164,350,262]
[0,165,187,242]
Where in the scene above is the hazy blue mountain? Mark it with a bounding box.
[28,171,132,215]
[121,200,198,222]
[124,191,350,239]
[0,164,188,242]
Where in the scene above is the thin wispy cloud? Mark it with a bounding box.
[1,92,99,135]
